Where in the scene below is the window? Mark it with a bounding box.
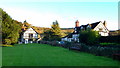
[81,27,83,29]
[29,33,33,38]
[35,34,38,38]
[87,25,90,28]
[73,34,78,38]
[99,28,103,32]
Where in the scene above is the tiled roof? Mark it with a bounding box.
[90,22,100,29]
[21,27,38,35]
[74,21,100,31]
[62,21,108,38]
[62,33,73,38]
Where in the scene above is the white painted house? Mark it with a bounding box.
[20,27,38,44]
[62,20,109,42]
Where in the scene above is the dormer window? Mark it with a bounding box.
[87,25,90,28]
[87,25,91,30]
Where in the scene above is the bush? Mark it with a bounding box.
[63,42,72,48]
[99,35,120,43]
[38,40,120,61]
[38,41,65,47]
[79,43,120,59]
[79,30,100,45]
[4,39,11,45]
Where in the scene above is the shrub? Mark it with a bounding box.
[38,40,120,61]
[64,42,72,48]
[80,43,120,59]
[4,39,11,45]
[80,43,90,52]
[79,30,100,45]
[99,35,120,43]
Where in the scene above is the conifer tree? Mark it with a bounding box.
[50,20,62,40]
[43,20,62,41]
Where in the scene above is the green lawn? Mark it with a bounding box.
[100,42,120,45]
[2,43,120,66]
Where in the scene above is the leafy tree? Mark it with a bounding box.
[0,9,2,44]
[4,39,11,45]
[79,30,100,45]
[43,20,62,41]
[1,8,21,44]
[42,29,53,41]
[13,20,23,33]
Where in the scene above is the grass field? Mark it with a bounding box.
[2,43,120,66]
[100,43,120,45]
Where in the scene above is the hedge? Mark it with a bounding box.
[38,41,120,61]
[99,35,120,43]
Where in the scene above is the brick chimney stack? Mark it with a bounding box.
[75,20,79,27]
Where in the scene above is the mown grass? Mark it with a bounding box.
[2,43,120,66]
[100,43,120,46]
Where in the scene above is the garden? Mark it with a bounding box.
[2,43,120,66]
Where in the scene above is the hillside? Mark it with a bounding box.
[109,30,120,36]
[61,28,74,36]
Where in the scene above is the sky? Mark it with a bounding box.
[0,0,119,30]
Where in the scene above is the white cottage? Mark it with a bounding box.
[62,20,109,42]
[20,27,38,44]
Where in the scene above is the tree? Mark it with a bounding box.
[42,29,53,41]
[13,20,23,33]
[43,20,62,41]
[79,30,100,45]
[51,20,62,40]
[1,8,21,44]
